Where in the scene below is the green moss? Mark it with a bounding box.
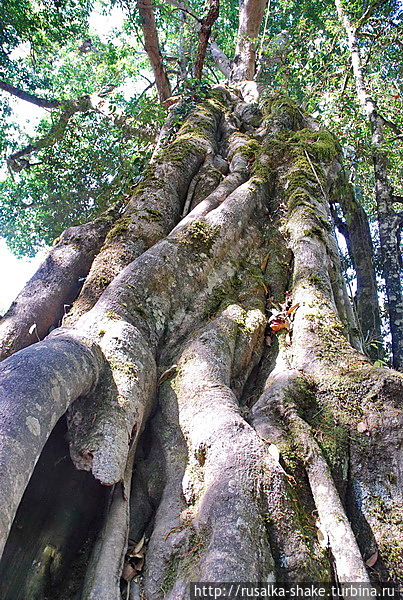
[133,305,147,317]
[203,272,243,318]
[290,129,341,162]
[161,553,181,594]
[105,310,121,320]
[261,94,304,129]
[172,99,222,151]
[139,208,163,222]
[252,163,273,183]
[307,273,324,286]
[93,274,111,288]
[105,216,131,241]
[165,136,204,164]
[161,526,209,594]
[234,308,255,333]
[288,195,316,212]
[109,360,138,376]
[238,139,260,161]
[304,226,326,242]
[317,423,348,483]
[178,219,218,252]
[379,540,403,579]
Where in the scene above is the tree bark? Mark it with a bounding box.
[0,88,402,599]
[231,0,268,81]
[194,0,220,79]
[0,209,118,361]
[137,0,172,103]
[331,181,383,359]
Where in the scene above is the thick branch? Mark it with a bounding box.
[231,0,269,81]
[194,0,220,79]
[0,210,118,361]
[161,0,231,77]
[0,80,60,109]
[64,96,224,324]
[0,332,103,558]
[209,38,231,77]
[7,91,154,173]
[137,0,172,102]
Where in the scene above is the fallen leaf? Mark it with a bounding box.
[122,563,136,581]
[133,535,145,556]
[365,550,378,567]
[158,364,178,385]
[270,319,290,332]
[286,303,300,315]
[357,421,368,433]
[260,253,270,271]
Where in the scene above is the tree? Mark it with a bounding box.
[0,1,402,598]
[334,0,403,371]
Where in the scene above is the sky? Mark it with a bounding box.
[0,241,45,314]
[0,4,125,315]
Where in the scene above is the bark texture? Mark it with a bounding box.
[137,0,172,103]
[194,0,220,79]
[331,181,383,359]
[231,0,269,81]
[0,210,117,361]
[0,87,402,600]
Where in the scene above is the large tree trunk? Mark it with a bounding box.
[0,87,402,600]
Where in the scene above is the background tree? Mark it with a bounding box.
[0,0,402,598]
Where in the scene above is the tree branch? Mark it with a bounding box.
[378,114,402,136]
[137,0,172,103]
[209,38,231,77]
[7,88,157,172]
[160,0,202,22]
[356,0,388,30]
[194,0,220,79]
[232,0,269,81]
[0,80,60,109]
[162,0,231,77]
[7,97,94,172]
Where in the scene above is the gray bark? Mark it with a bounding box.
[0,212,117,361]
[231,0,268,81]
[0,87,402,600]
[0,331,103,557]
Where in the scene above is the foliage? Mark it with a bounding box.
[0,0,401,274]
